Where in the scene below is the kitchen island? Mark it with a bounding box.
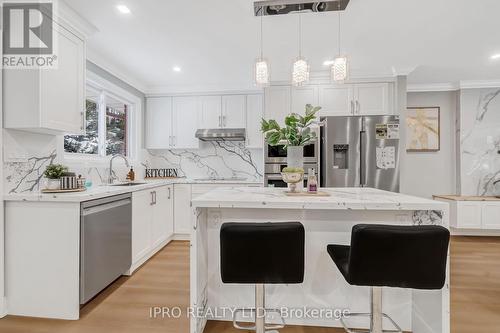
[191,187,450,333]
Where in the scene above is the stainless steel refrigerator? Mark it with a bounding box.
[320,115,400,192]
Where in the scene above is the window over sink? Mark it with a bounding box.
[64,86,129,157]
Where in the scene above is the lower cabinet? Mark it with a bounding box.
[174,184,192,237]
[131,185,174,272]
[439,199,500,231]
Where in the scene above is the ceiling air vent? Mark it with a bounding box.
[254,0,350,16]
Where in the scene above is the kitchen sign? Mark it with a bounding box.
[145,168,179,179]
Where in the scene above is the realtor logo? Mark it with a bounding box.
[2,1,57,68]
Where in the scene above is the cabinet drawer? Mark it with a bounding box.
[456,202,482,229]
[481,203,500,229]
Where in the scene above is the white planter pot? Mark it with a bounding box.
[287,146,304,168]
[46,179,60,190]
[286,146,304,190]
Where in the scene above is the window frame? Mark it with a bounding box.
[60,70,142,166]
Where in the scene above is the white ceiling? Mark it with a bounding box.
[64,0,500,93]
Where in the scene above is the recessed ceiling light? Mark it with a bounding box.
[323,60,335,66]
[173,66,181,72]
[491,53,500,60]
[116,5,131,14]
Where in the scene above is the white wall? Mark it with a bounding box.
[402,91,458,198]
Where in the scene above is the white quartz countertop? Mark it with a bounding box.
[192,187,448,211]
[4,179,263,202]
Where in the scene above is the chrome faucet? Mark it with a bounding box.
[108,154,130,184]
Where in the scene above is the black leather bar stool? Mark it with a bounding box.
[327,224,450,333]
[220,222,305,333]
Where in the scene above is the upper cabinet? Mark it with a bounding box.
[222,95,246,128]
[172,97,200,149]
[265,82,394,119]
[264,86,291,125]
[4,22,86,135]
[146,97,173,149]
[200,96,222,128]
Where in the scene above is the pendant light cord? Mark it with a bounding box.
[298,11,302,58]
[338,1,341,56]
[260,13,264,59]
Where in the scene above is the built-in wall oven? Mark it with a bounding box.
[264,162,318,188]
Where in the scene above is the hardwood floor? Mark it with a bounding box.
[0,237,499,332]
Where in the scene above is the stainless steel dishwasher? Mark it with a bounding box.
[80,193,132,304]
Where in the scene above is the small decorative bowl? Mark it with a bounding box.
[281,172,304,193]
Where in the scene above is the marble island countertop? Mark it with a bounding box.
[4,178,263,202]
[192,187,449,211]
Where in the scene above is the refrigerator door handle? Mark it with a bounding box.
[360,129,367,187]
[350,101,355,115]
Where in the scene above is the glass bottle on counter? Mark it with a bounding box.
[307,168,318,193]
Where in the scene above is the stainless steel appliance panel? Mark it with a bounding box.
[361,115,400,192]
[80,194,132,304]
[321,116,362,188]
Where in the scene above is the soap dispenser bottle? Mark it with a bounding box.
[307,168,318,193]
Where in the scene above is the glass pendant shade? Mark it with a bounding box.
[292,57,310,86]
[254,58,270,86]
[331,56,348,82]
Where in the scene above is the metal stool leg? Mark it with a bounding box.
[340,287,403,333]
[255,284,265,333]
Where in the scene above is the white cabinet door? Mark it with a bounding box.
[291,87,318,114]
[132,189,153,264]
[264,86,291,126]
[318,85,353,116]
[172,97,200,149]
[146,97,173,149]
[200,96,222,128]
[174,184,192,235]
[481,203,500,229]
[354,83,389,115]
[151,186,174,248]
[456,202,482,229]
[41,24,85,134]
[246,94,264,148]
[222,95,246,128]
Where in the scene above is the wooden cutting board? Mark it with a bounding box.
[41,188,87,194]
[284,191,331,197]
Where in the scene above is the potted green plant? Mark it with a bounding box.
[261,104,321,168]
[44,164,68,190]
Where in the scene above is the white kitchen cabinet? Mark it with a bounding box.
[354,83,390,115]
[456,201,482,229]
[146,97,173,149]
[174,184,192,237]
[318,85,353,116]
[131,185,174,272]
[200,96,222,128]
[222,95,246,128]
[151,185,174,248]
[172,97,200,149]
[481,203,500,229]
[132,189,154,264]
[246,94,264,148]
[264,86,291,125]
[4,22,86,135]
[291,86,318,114]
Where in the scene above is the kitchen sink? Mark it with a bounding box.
[110,182,147,187]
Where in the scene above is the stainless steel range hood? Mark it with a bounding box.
[254,0,349,16]
[195,128,246,142]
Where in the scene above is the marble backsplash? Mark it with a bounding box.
[3,130,263,194]
[459,88,500,196]
[143,141,263,181]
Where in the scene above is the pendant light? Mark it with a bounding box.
[254,12,270,86]
[292,10,310,86]
[331,2,348,82]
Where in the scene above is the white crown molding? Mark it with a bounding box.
[146,84,263,97]
[391,66,417,77]
[408,80,500,92]
[56,0,99,39]
[459,80,500,89]
[86,48,148,94]
[407,83,459,92]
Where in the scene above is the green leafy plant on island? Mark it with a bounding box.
[44,164,68,179]
[261,104,321,147]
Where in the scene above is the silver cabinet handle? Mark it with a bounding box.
[218,115,222,127]
[223,115,227,127]
[150,191,155,205]
[350,101,355,115]
[356,101,360,114]
[154,191,157,204]
[168,187,171,199]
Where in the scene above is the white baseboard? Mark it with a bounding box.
[451,228,500,236]
[173,233,190,241]
[0,297,7,318]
